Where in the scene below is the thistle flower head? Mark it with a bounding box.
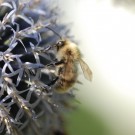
[0,0,75,135]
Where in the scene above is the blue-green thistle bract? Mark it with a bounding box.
[0,0,75,135]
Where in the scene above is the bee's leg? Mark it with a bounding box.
[47,77,59,86]
[58,67,64,75]
[46,60,64,67]
[47,67,64,86]
[55,60,65,66]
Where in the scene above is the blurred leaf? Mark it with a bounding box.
[65,106,110,135]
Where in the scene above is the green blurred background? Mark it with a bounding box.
[65,105,110,135]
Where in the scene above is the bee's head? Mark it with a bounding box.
[55,40,66,51]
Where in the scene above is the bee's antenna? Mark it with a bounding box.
[45,26,62,40]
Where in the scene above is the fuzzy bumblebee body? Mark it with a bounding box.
[54,39,92,93]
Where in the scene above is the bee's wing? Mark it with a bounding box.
[79,59,92,81]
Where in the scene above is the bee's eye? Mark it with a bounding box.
[55,40,65,51]
[57,41,64,47]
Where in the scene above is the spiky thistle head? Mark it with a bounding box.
[0,0,76,135]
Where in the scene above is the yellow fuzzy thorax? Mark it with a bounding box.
[56,39,81,62]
